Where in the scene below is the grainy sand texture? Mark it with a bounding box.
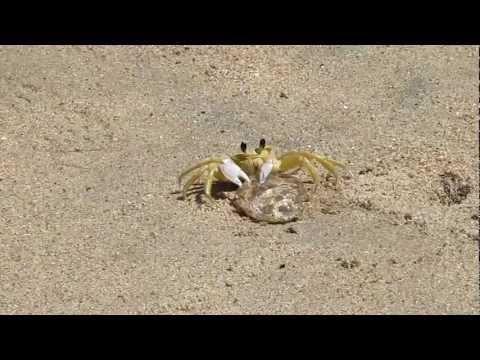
[0,45,478,314]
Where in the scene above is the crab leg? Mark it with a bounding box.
[300,157,321,192]
[280,151,345,180]
[182,167,208,200]
[178,158,223,186]
[300,152,345,169]
[308,156,344,183]
[204,167,218,203]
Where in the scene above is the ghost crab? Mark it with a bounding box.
[178,139,345,203]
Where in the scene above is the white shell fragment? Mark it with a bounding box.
[233,174,308,224]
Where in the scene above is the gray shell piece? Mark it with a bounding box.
[233,174,308,223]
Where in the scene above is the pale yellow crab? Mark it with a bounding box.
[178,139,345,202]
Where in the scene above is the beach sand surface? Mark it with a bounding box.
[0,45,478,314]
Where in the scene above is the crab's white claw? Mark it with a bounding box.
[219,158,250,187]
[259,159,273,184]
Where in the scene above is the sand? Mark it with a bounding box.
[0,45,478,314]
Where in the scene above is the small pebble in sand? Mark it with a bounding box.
[359,167,373,175]
[285,226,298,234]
[438,171,471,205]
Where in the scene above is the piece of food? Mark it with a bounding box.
[233,174,308,224]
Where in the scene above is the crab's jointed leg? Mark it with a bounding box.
[303,153,345,181]
[182,167,207,200]
[178,158,223,187]
[204,167,218,203]
[280,151,345,181]
[299,157,321,192]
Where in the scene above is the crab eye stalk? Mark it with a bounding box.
[259,138,266,149]
[240,142,247,153]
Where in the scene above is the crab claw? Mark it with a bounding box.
[259,159,273,184]
[219,158,250,187]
